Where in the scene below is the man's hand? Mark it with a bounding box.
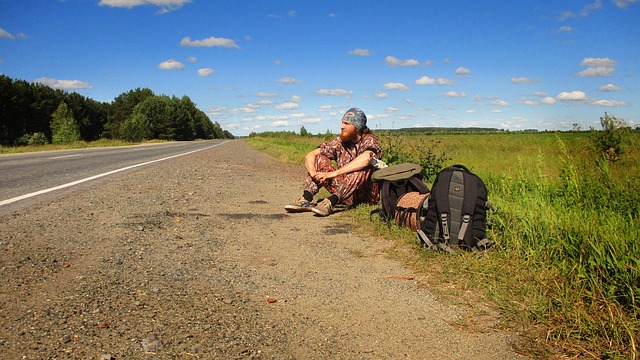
[313,171,337,183]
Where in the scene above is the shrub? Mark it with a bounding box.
[51,102,82,144]
[28,132,49,146]
[592,112,627,162]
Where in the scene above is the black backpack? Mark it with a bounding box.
[418,164,493,252]
[371,163,430,226]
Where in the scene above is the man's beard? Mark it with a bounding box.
[340,128,357,142]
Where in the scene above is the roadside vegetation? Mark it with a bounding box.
[0,74,234,150]
[245,114,639,359]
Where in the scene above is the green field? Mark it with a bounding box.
[246,131,640,359]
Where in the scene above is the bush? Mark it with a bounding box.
[15,132,50,146]
[28,132,49,146]
[380,131,449,182]
[592,112,627,162]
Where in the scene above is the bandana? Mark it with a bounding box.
[342,108,367,132]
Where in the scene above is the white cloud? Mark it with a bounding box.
[466,110,477,113]
[384,82,410,91]
[373,92,388,99]
[277,77,301,84]
[492,100,509,107]
[198,68,214,76]
[541,97,557,105]
[580,0,602,16]
[290,95,302,102]
[511,77,537,84]
[248,115,288,122]
[492,109,503,113]
[385,56,421,67]
[591,99,626,106]
[416,76,453,86]
[441,91,466,97]
[578,57,617,77]
[98,0,191,12]
[228,107,256,114]
[520,99,539,106]
[180,36,239,48]
[0,28,15,39]
[158,59,184,70]
[415,76,452,86]
[558,11,576,21]
[615,0,638,9]
[187,57,197,63]
[276,102,300,110]
[349,48,371,56]
[34,77,93,90]
[598,83,621,92]
[316,89,353,96]
[257,92,278,97]
[556,91,587,101]
[270,120,289,127]
[455,67,470,75]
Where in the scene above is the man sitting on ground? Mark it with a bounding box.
[284,107,383,216]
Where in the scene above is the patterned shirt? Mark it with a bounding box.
[318,133,382,167]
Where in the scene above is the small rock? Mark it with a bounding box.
[141,333,161,352]
[100,354,114,360]
[266,297,277,303]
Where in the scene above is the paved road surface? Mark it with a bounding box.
[0,140,229,215]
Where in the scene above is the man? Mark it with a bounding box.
[284,107,382,216]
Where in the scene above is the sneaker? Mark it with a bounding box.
[311,198,334,217]
[284,197,315,212]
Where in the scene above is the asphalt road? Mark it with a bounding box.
[0,140,230,215]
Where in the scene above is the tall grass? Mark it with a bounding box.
[245,131,640,358]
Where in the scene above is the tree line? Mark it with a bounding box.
[0,74,233,146]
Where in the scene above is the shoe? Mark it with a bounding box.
[311,198,334,217]
[284,197,315,212]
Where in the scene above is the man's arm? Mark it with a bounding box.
[304,148,322,178]
[314,150,374,182]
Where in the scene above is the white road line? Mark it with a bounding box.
[0,141,229,207]
[48,154,83,160]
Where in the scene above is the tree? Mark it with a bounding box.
[105,88,154,139]
[300,126,310,137]
[51,102,81,144]
[120,112,153,142]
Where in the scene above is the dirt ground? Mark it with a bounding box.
[0,140,524,359]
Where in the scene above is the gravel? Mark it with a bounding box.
[0,140,524,359]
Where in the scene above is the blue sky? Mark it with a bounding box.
[1,0,638,137]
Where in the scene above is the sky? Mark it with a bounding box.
[1,0,639,137]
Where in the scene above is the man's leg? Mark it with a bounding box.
[312,163,377,216]
[284,154,336,213]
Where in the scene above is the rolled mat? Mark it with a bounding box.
[394,192,429,231]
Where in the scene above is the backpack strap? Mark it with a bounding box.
[407,176,430,194]
[434,170,453,244]
[380,180,392,222]
[459,173,478,246]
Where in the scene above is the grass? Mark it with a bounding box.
[245,131,640,359]
[0,138,168,154]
